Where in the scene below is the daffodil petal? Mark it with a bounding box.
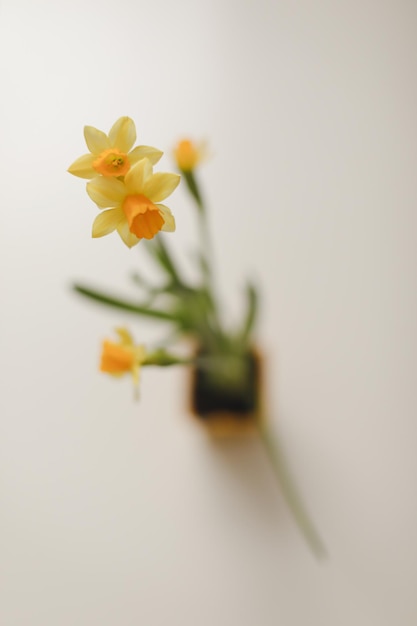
[143,172,181,203]
[92,208,124,238]
[117,221,141,248]
[115,327,134,346]
[129,145,163,166]
[132,364,140,386]
[67,153,96,179]
[84,125,110,154]
[87,177,126,209]
[125,158,153,194]
[108,116,136,152]
[157,204,176,232]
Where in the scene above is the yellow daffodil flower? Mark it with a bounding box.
[100,327,146,388]
[68,116,163,179]
[173,138,207,171]
[87,157,180,248]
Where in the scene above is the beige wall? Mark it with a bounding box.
[1,0,416,624]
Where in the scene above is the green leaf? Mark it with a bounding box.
[73,283,179,323]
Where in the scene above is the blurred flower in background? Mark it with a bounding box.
[173,138,207,172]
[100,327,147,390]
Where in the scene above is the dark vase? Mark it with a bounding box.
[189,347,263,437]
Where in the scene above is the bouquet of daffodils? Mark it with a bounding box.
[69,116,325,558]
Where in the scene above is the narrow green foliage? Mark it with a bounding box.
[73,284,179,322]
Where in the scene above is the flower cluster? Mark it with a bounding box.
[69,120,246,396]
[69,119,325,557]
[68,117,180,248]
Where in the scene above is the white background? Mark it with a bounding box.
[1,0,417,624]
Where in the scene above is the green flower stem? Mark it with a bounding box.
[257,418,327,560]
[143,350,193,367]
[182,170,204,212]
[181,169,211,273]
[152,236,184,287]
[182,168,223,342]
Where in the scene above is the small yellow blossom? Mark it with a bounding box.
[173,138,207,171]
[100,328,146,388]
[68,116,163,179]
[87,157,180,248]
